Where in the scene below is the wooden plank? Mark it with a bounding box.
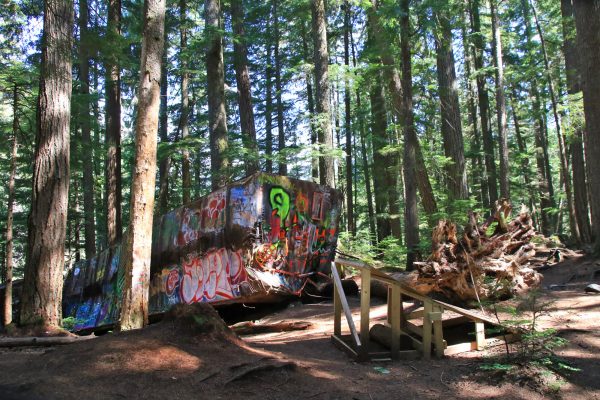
[390,285,401,359]
[359,268,371,358]
[406,309,424,320]
[333,265,342,336]
[422,301,433,359]
[475,322,486,350]
[331,334,359,358]
[404,320,424,337]
[331,261,361,347]
[433,300,497,325]
[443,333,520,356]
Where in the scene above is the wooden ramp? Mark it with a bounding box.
[331,258,518,361]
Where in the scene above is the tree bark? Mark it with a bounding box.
[79,0,96,257]
[573,0,600,252]
[369,0,438,216]
[531,0,578,241]
[351,31,377,241]
[461,14,485,205]
[265,11,273,174]
[157,32,170,214]
[20,0,74,328]
[273,0,287,176]
[490,0,510,199]
[3,85,18,326]
[433,2,469,201]
[561,0,591,244]
[180,0,192,202]
[311,0,335,188]
[301,20,318,180]
[343,1,354,235]
[400,0,419,270]
[522,0,555,236]
[206,0,229,190]
[470,0,497,208]
[118,0,166,330]
[231,0,259,176]
[370,75,391,241]
[105,0,123,247]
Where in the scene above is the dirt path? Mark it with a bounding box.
[0,253,598,400]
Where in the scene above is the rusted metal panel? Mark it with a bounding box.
[62,173,342,331]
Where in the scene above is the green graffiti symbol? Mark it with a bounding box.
[270,187,290,226]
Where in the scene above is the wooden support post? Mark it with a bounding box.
[475,322,486,350]
[387,286,392,324]
[359,268,371,358]
[333,264,342,336]
[390,285,401,359]
[432,305,444,358]
[422,300,433,359]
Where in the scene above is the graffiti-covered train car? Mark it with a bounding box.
[62,173,342,331]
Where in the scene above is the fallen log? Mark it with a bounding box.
[0,335,96,348]
[229,320,312,335]
[406,201,542,303]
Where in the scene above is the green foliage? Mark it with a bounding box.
[480,291,580,391]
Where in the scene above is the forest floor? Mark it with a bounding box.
[0,250,599,400]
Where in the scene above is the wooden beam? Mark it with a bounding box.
[359,267,371,358]
[331,261,361,347]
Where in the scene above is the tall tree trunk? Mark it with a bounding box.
[92,61,106,249]
[400,0,419,270]
[301,20,318,180]
[231,0,259,176]
[3,85,18,326]
[343,1,354,235]
[105,0,123,247]
[20,0,74,328]
[433,2,469,201]
[470,0,497,208]
[573,0,600,252]
[490,0,510,199]
[157,33,170,214]
[311,0,335,188]
[273,0,286,176]
[522,0,555,235]
[370,75,391,241]
[369,0,438,216]
[461,15,485,204]
[351,30,377,241]
[206,0,229,189]
[180,0,192,201]
[79,0,96,257]
[531,0,578,240]
[265,12,274,174]
[561,0,592,244]
[118,0,166,330]
[510,93,536,221]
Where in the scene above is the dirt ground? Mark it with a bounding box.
[1,251,599,400]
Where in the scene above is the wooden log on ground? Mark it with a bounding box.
[0,335,96,348]
[229,320,312,335]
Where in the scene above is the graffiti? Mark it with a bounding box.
[231,185,259,228]
[311,192,324,221]
[178,207,202,247]
[62,173,342,332]
[200,189,226,231]
[269,187,290,227]
[295,192,309,214]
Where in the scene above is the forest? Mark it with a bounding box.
[2,0,600,398]
[1,0,600,333]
